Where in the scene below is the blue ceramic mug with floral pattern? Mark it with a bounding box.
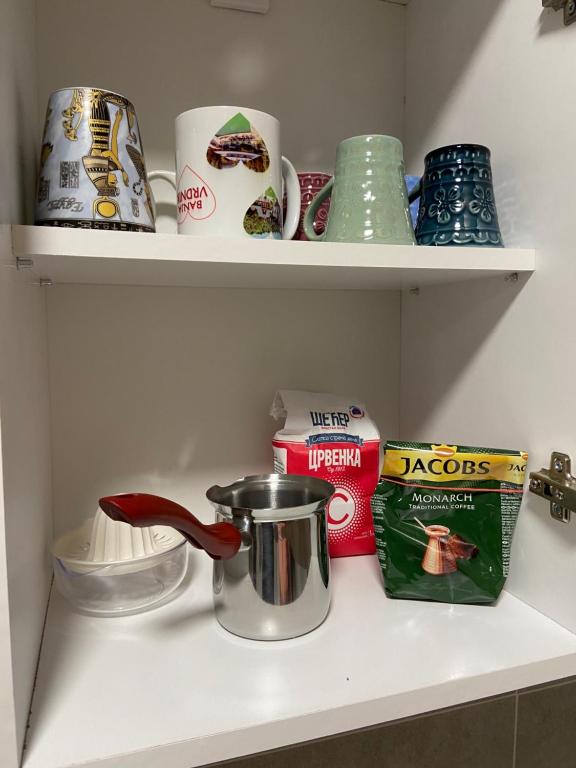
[408,144,503,247]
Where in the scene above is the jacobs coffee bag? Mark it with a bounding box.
[271,391,380,557]
[372,441,528,604]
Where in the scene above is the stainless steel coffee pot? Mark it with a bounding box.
[208,474,333,640]
[99,474,334,641]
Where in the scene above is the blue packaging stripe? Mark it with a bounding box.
[305,433,364,447]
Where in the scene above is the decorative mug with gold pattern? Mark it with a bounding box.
[35,87,155,232]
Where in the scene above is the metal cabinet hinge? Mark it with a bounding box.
[529,452,576,523]
[542,0,576,26]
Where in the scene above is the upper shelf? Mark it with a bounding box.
[23,555,576,768]
[11,225,536,291]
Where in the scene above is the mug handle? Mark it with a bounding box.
[282,157,301,240]
[148,170,176,191]
[407,177,422,204]
[150,167,302,240]
[302,178,333,241]
[148,171,176,228]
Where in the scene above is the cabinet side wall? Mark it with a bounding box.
[0,0,52,764]
[403,0,576,630]
[0,231,19,768]
[0,0,38,225]
[36,0,406,233]
[0,241,53,761]
[0,225,52,764]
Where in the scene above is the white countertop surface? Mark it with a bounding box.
[24,554,576,768]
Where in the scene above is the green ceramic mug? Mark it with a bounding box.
[303,135,415,245]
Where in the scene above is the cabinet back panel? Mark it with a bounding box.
[47,285,399,535]
[36,0,406,234]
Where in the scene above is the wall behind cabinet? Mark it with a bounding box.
[47,285,400,535]
[36,0,406,233]
[403,0,576,631]
[36,0,407,530]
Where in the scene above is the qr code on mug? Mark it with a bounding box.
[60,161,80,189]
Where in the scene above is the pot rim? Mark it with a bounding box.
[207,473,335,518]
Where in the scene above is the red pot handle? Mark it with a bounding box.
[99,493,241,560]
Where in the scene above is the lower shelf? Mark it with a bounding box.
[24,556,576,768]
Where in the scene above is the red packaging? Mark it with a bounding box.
[271,391,380,557]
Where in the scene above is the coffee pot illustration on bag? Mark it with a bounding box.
[416,520,479,576]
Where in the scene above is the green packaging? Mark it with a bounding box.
[371,441,528,604]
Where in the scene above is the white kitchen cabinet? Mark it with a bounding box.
[0,1,573,767]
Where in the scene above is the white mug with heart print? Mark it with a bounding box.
[149,106,301,239]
